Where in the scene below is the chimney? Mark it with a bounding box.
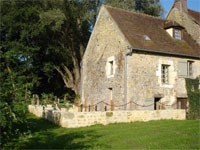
[174,0,188,12]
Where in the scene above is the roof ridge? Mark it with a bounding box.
[103,5,165,22]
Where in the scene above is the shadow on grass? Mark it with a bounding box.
[5,113,105,149]
[21,129,102,149]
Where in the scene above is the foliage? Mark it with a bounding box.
[135,0,164,16]
[0,1,37,146]
[185,77,200,119]
[104,0,135,11]
[3,114,200,149]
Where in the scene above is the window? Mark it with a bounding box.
[161,65,169,84]
[174,29,181,40]
[108,61,114,75]
[106,56,115,78]
[178,60,193,77]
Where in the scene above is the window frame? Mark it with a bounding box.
[174,28,181,40]
[161,64,170,84]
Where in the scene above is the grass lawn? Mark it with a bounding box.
[3,113,200,149]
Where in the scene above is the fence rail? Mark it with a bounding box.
[73,100,178,112]
[30,94,180,112]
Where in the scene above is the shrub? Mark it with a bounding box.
[185,78,200,119]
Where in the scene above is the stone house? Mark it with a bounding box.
[81,5,200,111]
[167,0,200,45]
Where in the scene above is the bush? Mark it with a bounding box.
[185,78,200,119]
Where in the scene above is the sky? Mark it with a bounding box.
[160,0,200,17]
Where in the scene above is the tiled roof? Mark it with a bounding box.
[163,20,184,29]
[104,5,200,58]
[188,9,200,24]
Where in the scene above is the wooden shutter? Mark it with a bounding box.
[178,60,187,77]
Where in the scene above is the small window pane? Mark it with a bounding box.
[174,29,181,40]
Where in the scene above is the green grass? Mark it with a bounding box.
[3,113,200,149]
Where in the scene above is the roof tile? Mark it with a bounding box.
[104,5,200,58]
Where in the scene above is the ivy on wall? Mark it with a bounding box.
[185,77,200,119]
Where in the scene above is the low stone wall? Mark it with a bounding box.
[28,105,186,128]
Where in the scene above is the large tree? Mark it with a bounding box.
[0,0,42,145]
[50,0,164,95]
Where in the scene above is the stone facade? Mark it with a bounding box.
[81,6,130,110]
[28,105,186,128]
[167,0,200,45]
[81,5,200,111]
[126,53,200,110]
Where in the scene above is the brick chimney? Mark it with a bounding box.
[174,0,188,12]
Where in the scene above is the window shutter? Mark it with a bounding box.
[178,61,187,76]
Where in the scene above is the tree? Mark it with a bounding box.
[0,0,42,145]
[104,0,135,11]
[38,0,92,95]
[135,0,164,16]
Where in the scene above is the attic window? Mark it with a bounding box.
[144,35,151,41]
[165,27,183,40]
[174,29,181,40]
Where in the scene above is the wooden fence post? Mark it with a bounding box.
[110,100,114,111]
[91,100,94,111]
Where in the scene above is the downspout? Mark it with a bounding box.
[124,48,133,110]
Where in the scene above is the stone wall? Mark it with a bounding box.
[126,53,200,110]
[81,6,130,110]
[28,105,186,128]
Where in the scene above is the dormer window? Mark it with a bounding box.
[174,28,181,40]
[164,21,184,41]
